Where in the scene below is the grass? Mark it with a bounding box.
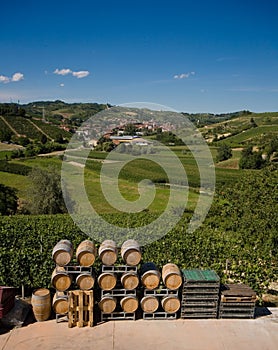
[0,171,31,198]
[0,144,249,213]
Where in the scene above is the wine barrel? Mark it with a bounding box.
[161,295,180,313]
[76,272,95,290]
[121,239,141,266]
[162,263,182,290]
[98,296,117,313]
[121,272,139,290]
[52,292,68,314]
[52,239,73,266]
[140,296,159,313]
[140,262,161,290]
[51,267,72,292]
[76,240,96,267]
[31,288,51,322]
[98,240,118,265]
[97,272,117,290]
[120,296,138,313]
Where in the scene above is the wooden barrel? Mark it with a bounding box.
[162,263,182,290]
[161,295,180,313]
[51,267,72,292]
[120,296,138,313]
[98,296,117,313]
[76,240,96,267]
[97,272,117,290]
[140,296,159,313]
[121,272,139,290]
[140,262,161,290]
[98,240,118,265]
[52,239,73,266]
[76,273,95,290]
[52,292,68,314]
[121,239,141,266]
[31,288,51,321]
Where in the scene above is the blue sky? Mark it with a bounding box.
[1,0,278,113]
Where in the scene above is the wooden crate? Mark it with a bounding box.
[68,290,94,327]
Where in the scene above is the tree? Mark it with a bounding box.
[216,143,232,162]
[26,166,74,214]
[239,146,265,169]
[40,134,48,144]
[250,117,258,128]
[0,184,18,215]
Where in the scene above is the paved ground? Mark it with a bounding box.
[0,308,277,350]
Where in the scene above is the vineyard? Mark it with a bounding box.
[0,169,277,298]
[1,115,43,139]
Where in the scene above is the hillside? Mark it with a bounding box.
[200,112,278,147]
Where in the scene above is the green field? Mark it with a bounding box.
[0,144,251,214]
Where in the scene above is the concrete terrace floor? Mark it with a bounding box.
[0,308,277,350]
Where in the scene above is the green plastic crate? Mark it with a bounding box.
[181,269,220,283]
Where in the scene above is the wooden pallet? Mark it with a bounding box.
[68,290,94,327]
[221,295,256,302]
[220,284,256,303]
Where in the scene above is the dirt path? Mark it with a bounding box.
[26,119,53,141]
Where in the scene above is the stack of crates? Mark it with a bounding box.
[180,269,220,319]
[99,265,139,321]
[218,284,256,319]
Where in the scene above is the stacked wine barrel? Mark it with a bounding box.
[98,239,141,321]
[140,262,182,320]
[51,239,96,321]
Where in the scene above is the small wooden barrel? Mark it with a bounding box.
[140,296,159,313]
[162,263,182,290]
[97,272,117,290]
[121,239,141,266]
[76,273,95,290]
[31,288,51,321]
[121,272,139,290]
[161,295,180,313]
[98,296,117,313]
[140,262,161,290]
[120,296,139,313]
[52,239,73,266]
[98,240,118,265]
[51,267,72,292]
[76,240,96,267]
[52,292,68,314]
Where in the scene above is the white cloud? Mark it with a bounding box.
[0,72,24,84]
[53,68,90,79]
[174,72,195,79]
[54,68,72,76]
[60,83,65,87]
[0,75,10,83]
[72,70,90,79]
[11,72,24,82]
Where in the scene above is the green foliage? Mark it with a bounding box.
[0,170,276,294]
[239,146,266,169]
[156,131,184,146]
[216,143,232,162]
[0,184,18,215]
[26,166,73,214]
[0,160,31,175]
